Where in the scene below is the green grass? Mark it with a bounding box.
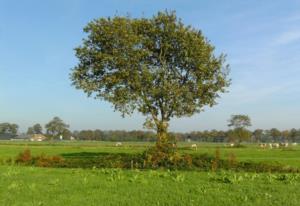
[0,166,300,206]
[1,141,300,205]
[1,141,300,167]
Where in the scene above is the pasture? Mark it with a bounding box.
[1,141,300,167]
[0,141,300,205]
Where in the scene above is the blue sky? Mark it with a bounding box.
[1,0,300,132]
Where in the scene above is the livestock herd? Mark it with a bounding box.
[114,141,298,150]
[259,142,298,149]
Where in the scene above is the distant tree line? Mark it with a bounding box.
[1,115,300,142]
[170,128,300,143]
[0,123,18,135]
[70,128,300,143]
[72,130,156,141]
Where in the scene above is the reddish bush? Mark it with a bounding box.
[15,149,32,164]
[143,144,192,169]
[15,149,64,167]
[34,155,65,167]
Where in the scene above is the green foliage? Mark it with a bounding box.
[27,123,43,135]
[211,148,220,172]
[143,144,193,169]
[0,123,19,135]
[228,128,252,143]
[12,148,300,173]
[270,128,281,141]
[71,10,230,143]
[228,114,251,129]
[253,129,264,142]
[33,124,43,134]
[209,171,300,185]
[45,117,69,139]
[26,127,34,135]
[1,166,300,206]
[227,114,252,143]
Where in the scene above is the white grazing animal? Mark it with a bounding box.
[260,143,267,149]
[191,144,197,150]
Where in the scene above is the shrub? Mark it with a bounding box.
[15,149,32,164]
[15,149,65,167]
[33,155,65,167]
[228,152,237,168]
[13,148,300,173]
[211,148,220,172]
[142,143,192,169]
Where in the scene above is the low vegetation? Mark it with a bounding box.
[1,165,300,206]
[7,144,299,173]
[0,141,300,205]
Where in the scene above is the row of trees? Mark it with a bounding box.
[67,114,300,143]
[0,123,19,135]
[2,115,300,142]
[0,117,70,139]
[73,130,156,141]
[26,117,70,139]
[69,128,300,142]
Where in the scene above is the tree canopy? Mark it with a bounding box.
[228,115,252,143]
[45,117,69,138]
[27,123,43,135]
[228,115,251,129]
[71,11,230,144]
[0,123,19,135]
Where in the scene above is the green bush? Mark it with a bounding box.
[142,143,192,169]
[13,149,300,173]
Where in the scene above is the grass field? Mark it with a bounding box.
[1,141,300,167]
[0,141,300,205]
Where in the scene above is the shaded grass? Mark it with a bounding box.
[1,141,300,168]
[12,149,300,173]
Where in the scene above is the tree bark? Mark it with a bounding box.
[156,120,169,145]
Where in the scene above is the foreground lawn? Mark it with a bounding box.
[0,166,299,206]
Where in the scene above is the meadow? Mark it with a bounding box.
[1,141,300,167]
[0,141,300,205]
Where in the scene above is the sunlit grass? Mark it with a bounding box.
[1,141,299,167]
[0,166,299,206]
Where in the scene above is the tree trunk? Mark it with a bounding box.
[156,121,169,145]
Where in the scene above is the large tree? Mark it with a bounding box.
[289,128,299,142]
[27,123,43,135]
[45,117,69,138]
[0,123,19,135]
[253,129,264,142]
[71,11,230,145]
[228,115,251,129]
[228,115,252,143]
[33,123,43,134]
[26,127,34,135]
[270,128,281,142]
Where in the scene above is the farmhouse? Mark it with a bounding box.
[30,134,47,142]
